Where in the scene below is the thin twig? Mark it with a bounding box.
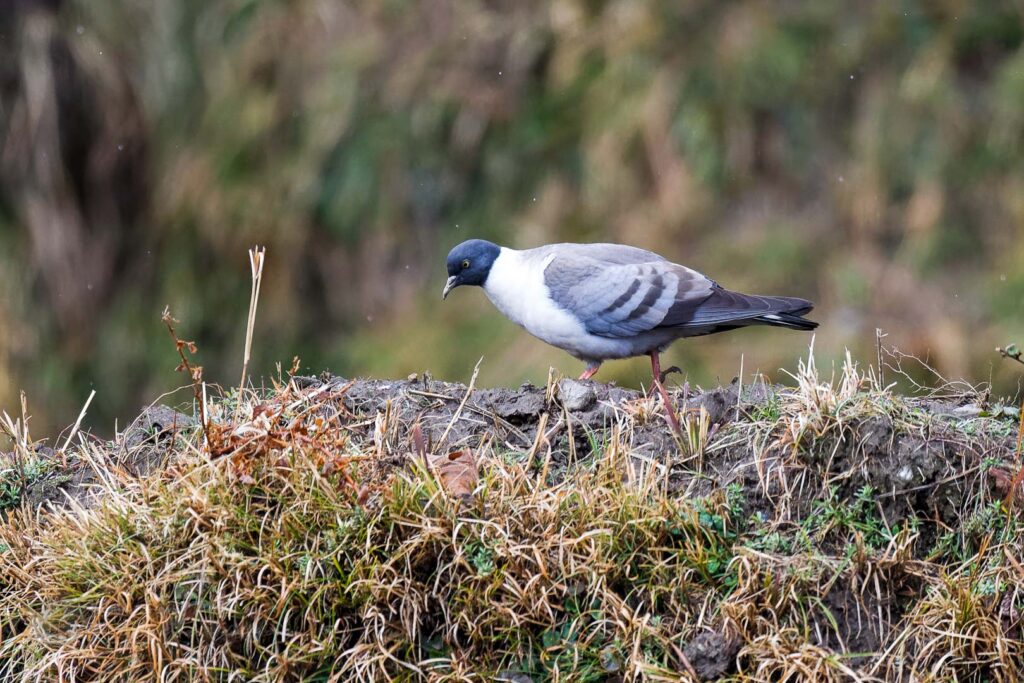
[406,388,530,443]
[437,358,481,448]
[239,246,266,400]
[60,389,96,453]
[876,328,887,387]
[735,353,744,421]
[997,344,1024,367]
[162,307,211,451]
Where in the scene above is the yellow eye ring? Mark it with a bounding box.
[461,259,471,269]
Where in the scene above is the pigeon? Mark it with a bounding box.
[442,239,817,432]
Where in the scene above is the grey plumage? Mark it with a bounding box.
[539,242,816,343]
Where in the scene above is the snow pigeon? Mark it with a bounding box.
[442,239,817,430]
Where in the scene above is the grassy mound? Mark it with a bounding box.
[1,352,1023,681]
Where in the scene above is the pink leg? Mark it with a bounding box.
[650,351,682,436]
[579,363,601,380]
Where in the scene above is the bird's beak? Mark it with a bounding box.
[442,275,458,300]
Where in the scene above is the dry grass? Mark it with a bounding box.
[1,346,1023,682]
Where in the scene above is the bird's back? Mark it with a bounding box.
[534,241,816,340]
[521,242,667,267]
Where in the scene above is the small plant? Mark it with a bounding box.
[0,455,51,510]
[750,392,782,422]
[805,485,890,550]
[467,537,496,576]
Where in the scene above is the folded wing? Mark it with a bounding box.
[543,250,816,338]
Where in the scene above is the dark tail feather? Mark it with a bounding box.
[754,296,818,331]
[666,288,818,332]
[755,311,818,331]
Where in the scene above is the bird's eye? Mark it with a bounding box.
[461,259,471,269]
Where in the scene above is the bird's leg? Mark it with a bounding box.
[579,363,601,381]
[656,363,691,412]
[649,351,682,436]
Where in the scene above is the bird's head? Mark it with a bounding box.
[443,239,500,299]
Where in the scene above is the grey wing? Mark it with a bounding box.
[544,255,715,338]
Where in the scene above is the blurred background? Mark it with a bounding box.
[2,0,1024,435]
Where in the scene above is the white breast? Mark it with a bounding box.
[483,248,589,353]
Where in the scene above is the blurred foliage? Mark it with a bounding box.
[2,0,1024,433]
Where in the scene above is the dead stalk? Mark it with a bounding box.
[161,306,211,450]
[239,246,266,400]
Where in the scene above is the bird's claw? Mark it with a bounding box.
[659,365,683,384]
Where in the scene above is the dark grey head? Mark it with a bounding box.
[442,239,501,299]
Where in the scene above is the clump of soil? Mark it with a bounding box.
[684,631,742,680]
[3,405,193,513]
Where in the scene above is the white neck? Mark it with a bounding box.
[482,247,586,346]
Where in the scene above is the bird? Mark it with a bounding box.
[442,239,817,433]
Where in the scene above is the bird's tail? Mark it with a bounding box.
[751,296,818,331]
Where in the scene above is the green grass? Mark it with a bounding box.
[1,350,1023,681]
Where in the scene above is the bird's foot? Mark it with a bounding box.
[659,365,683,384]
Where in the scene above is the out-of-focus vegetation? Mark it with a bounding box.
[2,0,1024,433]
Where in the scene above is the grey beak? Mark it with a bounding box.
[442,275,458,300]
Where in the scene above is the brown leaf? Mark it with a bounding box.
[411,423,426,462]
[1000,590,1021,638]
[356,484,371,506]
[427,449,478,498]
[991,467,1012,495]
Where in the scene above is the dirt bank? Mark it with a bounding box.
[2,370,1021,681]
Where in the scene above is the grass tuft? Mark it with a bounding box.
[1,345,1023,681]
